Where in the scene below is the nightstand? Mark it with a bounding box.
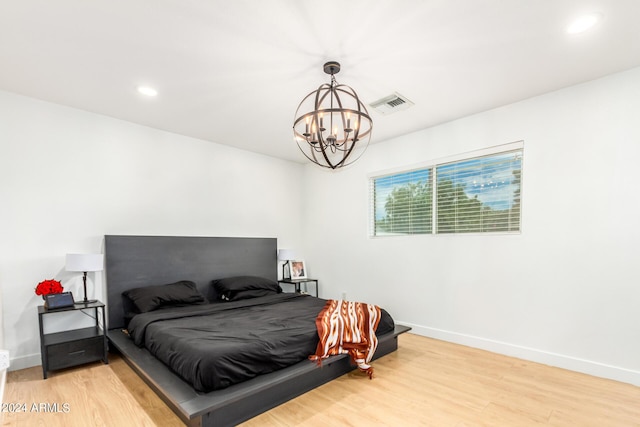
[38,300,108,379]
[278,278,319,297]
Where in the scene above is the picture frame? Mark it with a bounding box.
[288,260,307,279]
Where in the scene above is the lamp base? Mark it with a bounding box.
[80,272,98,305]
[282,261,291,280]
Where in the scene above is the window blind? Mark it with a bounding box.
[436,150,522,233]
[371,168,432,236]
[370,145,522,237]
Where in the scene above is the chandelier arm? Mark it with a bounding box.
[314,87,332,145]
[338,134,359,166]
[332,89,346,148]
[296,137,333,169]
[335,88,353,166]
[318,129,338,168]
[329,84,334,142]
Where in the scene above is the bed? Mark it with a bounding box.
[105,235,410,427]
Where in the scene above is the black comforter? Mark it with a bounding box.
[127,293,395,392]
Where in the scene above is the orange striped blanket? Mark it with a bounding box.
[309,299,381,379]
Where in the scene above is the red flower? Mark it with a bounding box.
[35,279,64,296]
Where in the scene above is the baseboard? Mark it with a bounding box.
[401,321,640,387]
[8,353,41,372]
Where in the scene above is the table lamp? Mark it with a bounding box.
[65,253,103,304]
[277,249,295,279]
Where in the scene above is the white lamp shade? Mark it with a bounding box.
[66,253,104,272]
[277,249,296,261]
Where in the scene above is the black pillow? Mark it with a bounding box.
[227,288,280,301]
[212,276,281,301]
[123,280,206,313]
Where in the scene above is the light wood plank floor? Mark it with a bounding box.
[3,334,639,426]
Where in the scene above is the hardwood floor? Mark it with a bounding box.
[3,334,639,426]
[243,334,640,426]
[2,355,184,427]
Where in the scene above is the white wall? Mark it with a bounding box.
[0,90,305,370]
[302,67,640,386]
[3,67,639,386]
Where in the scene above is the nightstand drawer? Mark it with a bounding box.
[46,336,104,370]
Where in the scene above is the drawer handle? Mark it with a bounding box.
[68,350,86,356]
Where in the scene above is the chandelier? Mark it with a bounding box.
[293,61,373,169]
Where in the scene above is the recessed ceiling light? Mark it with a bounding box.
[137,86,158,97]
[566,13,601,34]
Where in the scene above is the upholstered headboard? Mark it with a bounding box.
[104,235,277,330]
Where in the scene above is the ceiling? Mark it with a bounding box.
[2,1,639,163]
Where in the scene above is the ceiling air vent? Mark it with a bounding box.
[369,92,414,115]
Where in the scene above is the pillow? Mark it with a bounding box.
[225,288,280,301]
[123,280,206,313]
[212,276,281,301]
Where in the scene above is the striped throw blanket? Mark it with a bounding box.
[309,299,381,379]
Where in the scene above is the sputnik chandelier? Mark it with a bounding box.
[293,61,373,169]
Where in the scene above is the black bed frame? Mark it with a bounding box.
[104,235,409,427]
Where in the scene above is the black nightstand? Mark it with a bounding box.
[278,278,319,297]
[38,300,108,379]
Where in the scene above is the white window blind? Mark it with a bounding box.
[371,168,432,236]
[370,146,522,236]
[436,150,522,233]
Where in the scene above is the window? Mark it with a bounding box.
[370,145,522,236]
[372,168,432,236]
